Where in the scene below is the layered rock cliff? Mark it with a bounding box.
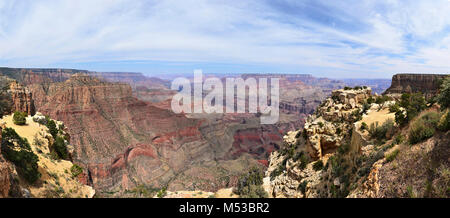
[0,67,89,85]
[384,74,448,98]
[8,82,35,115]
[0,68,357,197]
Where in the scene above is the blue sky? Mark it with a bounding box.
[1,0,450,78]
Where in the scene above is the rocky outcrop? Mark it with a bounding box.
[264,87,375,198]
[304,88,371,159]
[8,82,35,115]
[384,74,448,98]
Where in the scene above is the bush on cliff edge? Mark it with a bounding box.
[1,127,40,183]
[235,167,268,198]
[13,111,27,125]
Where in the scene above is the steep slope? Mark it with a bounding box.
[384,74,448,98]
[264,87,374,197]
[0,114,94,198]
[265,79,449,198]
[27,74,209,191]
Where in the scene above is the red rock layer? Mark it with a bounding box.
[9,82,35,115]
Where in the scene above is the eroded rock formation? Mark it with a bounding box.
[384,73,448,98]
[8,82,35,115]
[264,87,377,198]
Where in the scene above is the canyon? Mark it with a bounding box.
[0,67,400,197]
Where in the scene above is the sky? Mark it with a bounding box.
[0,0,450,78]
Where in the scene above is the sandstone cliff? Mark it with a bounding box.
[384,73,448,98]
[8,82,35,115]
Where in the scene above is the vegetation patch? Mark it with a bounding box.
[390,93,427,126]
[12,111,27,125]
[407,112,441,145]
[46,119,58,139]
[70,164,83,178]
[1,127,40,183]
[369,119,395,142]
[385,149,399,163]
[297,180,308,195]
[438,110,450,132]
[360,122,368,131]
[235,167,268,198]
[313,160,324,171]
[51,136,69,160]
[156,187,167,198]
[437,76,450,109]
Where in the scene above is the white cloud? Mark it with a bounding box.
[0,0,449,77]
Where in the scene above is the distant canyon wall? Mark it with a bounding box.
[384,73,448,98]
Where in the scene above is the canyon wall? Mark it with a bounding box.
[384,73,448,98]
[0,68,344,196]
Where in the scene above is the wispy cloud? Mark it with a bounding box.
[0,0,449,78]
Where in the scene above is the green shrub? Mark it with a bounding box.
[397,93,427,126]
[302,129,308,140]
[52,136,69,160]
[385,149,399,163]
[351,109,362,121]
[362,103,370,114]
[313,160,324,171]
[409,119,435,144]
[438,110,450,132]
[46,120,58,139]
[298,153,309,170]
[375,95,392,105]
[12,111,27,125]
[297,180,308,195]
[235,167,267,198]
[360,122,368,131]
[270,164,285,181]
[437,76,450,109]
[421,111,440,127]
[337,143,350,155]
[389,103,401,113]
[1,127,40,183]
[318,122,324,128]
[70,164,83,178]
[369,119,395,141]
[394,135,405,145]
[157,187,167,198]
